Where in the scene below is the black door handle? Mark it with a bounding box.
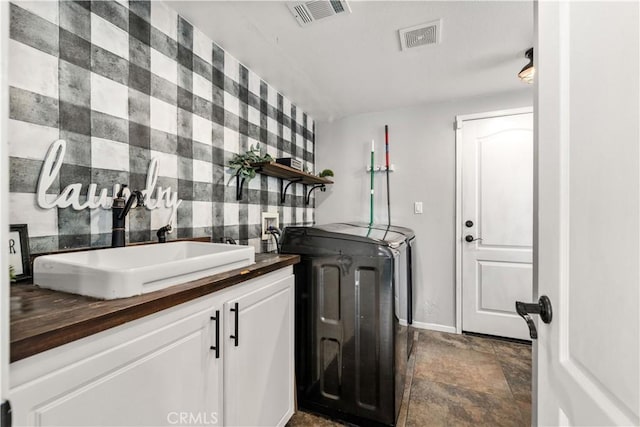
[465,235,482,242]
[1,400,12,427]
[230,302,239,347]
[209,310,220,358]
[465,220,474,228]
[515,296,553,339]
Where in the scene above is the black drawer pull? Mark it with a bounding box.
[230,302,239,347]
[210,310,220,358]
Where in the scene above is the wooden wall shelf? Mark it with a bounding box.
[235,162,333,204]
[251,162,333,185]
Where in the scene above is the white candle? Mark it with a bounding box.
[371,139,375,152]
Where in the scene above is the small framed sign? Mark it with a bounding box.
[9,224,31,281]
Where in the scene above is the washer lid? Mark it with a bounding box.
[307,223,407,247]
[344,222,415,240]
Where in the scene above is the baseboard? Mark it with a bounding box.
[411,321,457,334]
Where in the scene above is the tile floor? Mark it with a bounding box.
[287,329,532,427]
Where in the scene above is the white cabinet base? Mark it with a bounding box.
[10,267,294,427]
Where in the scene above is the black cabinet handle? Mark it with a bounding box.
[210,310,220,358]
[230,302,239,347]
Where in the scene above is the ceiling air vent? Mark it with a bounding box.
[288,0,351,27]
[399,19,442,51]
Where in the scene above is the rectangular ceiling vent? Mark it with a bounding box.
[288,0,351,27]
[399,19,442,51]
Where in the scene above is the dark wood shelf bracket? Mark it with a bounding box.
[305,184,326,205]
[280,178,303,204]
[235,174,246,201]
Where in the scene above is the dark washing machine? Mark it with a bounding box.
[280,223,415,426]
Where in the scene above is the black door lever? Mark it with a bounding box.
[515,296,553,339]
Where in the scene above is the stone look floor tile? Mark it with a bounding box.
[490,338,532,423]
[406,395,448,427]
[286,411,346,427]
[418,330,496,355]
[497,353,532,403]
[491,339,532,359]
[414,335,513,397]
[517,399,532,425]
[396,335,419,427]
[410,331,532,427]
[408,377,526,427]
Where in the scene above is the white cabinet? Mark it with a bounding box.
[10,297,223,426]
[9,267,294,427]
[223,275,294,427]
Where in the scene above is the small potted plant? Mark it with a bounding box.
[228,144,274,183]
[319,169,334,178]
[228,145,274,199]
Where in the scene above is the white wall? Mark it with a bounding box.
[315,89,532,330]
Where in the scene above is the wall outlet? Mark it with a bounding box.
[414,202,423,214]
[261,211,279,240]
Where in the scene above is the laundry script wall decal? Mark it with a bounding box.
[37,140,182,223]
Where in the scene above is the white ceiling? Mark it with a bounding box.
[167,1,534,122]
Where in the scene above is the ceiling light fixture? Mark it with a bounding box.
[518,47,535,84]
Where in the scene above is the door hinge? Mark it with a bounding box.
[1,400,11,427]
[455,119,463,130]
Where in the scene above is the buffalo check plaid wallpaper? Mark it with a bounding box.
[7,0,316,254]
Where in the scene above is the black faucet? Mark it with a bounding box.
[157,224,172,243]
[266,226,282,253]
[112,185,145,247]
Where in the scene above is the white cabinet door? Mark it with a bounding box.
[10,297,223,427]
[223,274,295,427]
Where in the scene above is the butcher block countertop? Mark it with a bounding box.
[10,253,299,363]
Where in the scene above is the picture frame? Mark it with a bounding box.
[9,224,31,282]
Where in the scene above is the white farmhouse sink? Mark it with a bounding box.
[33,242,255,299]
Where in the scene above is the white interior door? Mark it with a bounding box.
[460,111,534,340]
[535,1,639,426]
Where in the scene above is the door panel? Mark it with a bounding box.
[478,261,532,314]
[535,1,639,425]
[480,130,534,248]
[461,112,534,340]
